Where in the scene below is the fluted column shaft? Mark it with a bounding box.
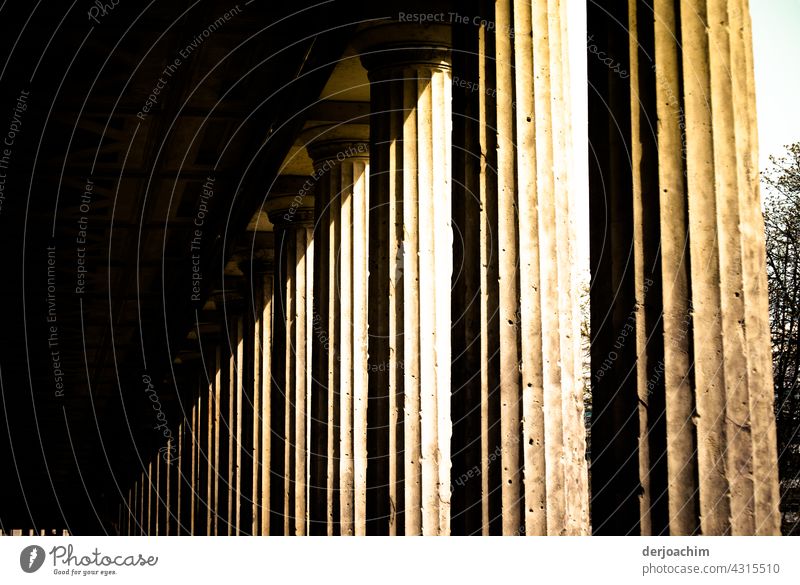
[268,192,314,536]
[204,346,216,536]
[588,0,780,535]
[210,345,223,535]
[451,0,589,536]
[200,304,237,536]
[188,399,197,536]
[175,425,183,534]
[230,313,243,535]
[358,23,453,536]
[139,476,145,535]
[147,460,154,534]
[249,265,274,535]
[307,126,370,536]
[209,301,244,536]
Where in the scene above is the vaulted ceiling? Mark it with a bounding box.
[0,0,376,533]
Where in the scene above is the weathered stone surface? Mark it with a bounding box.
[356,21,454,536]
[267,191,315,536]
[306,123,370,536]
[588,0,780,536]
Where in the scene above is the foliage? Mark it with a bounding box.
[763,143,800,535]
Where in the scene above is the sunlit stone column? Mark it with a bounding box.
[203,348,216,536]
[147,460,154,535]
[164,438,172,535]
[588,0,780,535]
[306,124,370,536]
[189,396,198,534]
[193,344,223,536]
[245,261,274,536]
[132,485,138,535]
[175,424,183,534]
[356,22,453,536]
[267,187,315,536]
[198,297,243,536]
[222,305,245,536]
[506,0,587,537]
[205,302,233,536]
[131,483,137,535]
[139,478,145,536]
[190,405,198,537]
[175,390,190,534]
[155,469,162,537]
[171,438,180,536]
[140,466,148,535]
[449,0,589,536]
[156,444,167,536]
[233,311,247,535]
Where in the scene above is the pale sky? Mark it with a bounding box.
[567,1,799,271]
[751,0,800,170]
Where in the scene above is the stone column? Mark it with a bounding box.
[146,460,153,535]
[173,433,181,536]
[222,305,245,536]
[164,438,172,535]
[137,481,142,535]
[139,469,145,535]
[206,304,233,536]
[126,487,132,536]
[194,372,207,537]
[246,262,274,536]
[190,386,199,535]
[140,466,147,535]
[203,344,223,535]
[157,445,168,536]
[188,407,196,536]
[154,455,160,535]
[200,298,243,536]
[267,187,315,536]
[175,424,183,534]
[175,398,187,534]
[230,261,260,536]
[450,0,589,535]
[157,452,166,536]
[131,485,137,535]
[356,22,453,536]
[130,483,137,535]
[133,485,138,535]
[204,347,216,536]
[232,312,246,535]
[305,124,370,536]
[587,0,780,535]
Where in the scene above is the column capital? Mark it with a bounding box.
[236,259,275,280]
[353,21,452,76]
[251,259,275,275]
[208,289,246,312]
[360,19,453,533]
[264,176,315,226]
[301,123,369,168]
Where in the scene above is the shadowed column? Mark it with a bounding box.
[588,0,780,535]
[357,22,454,536]
[267,185,315,535]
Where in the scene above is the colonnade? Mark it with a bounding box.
[122,0,781,536]
[587,0,780,536]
